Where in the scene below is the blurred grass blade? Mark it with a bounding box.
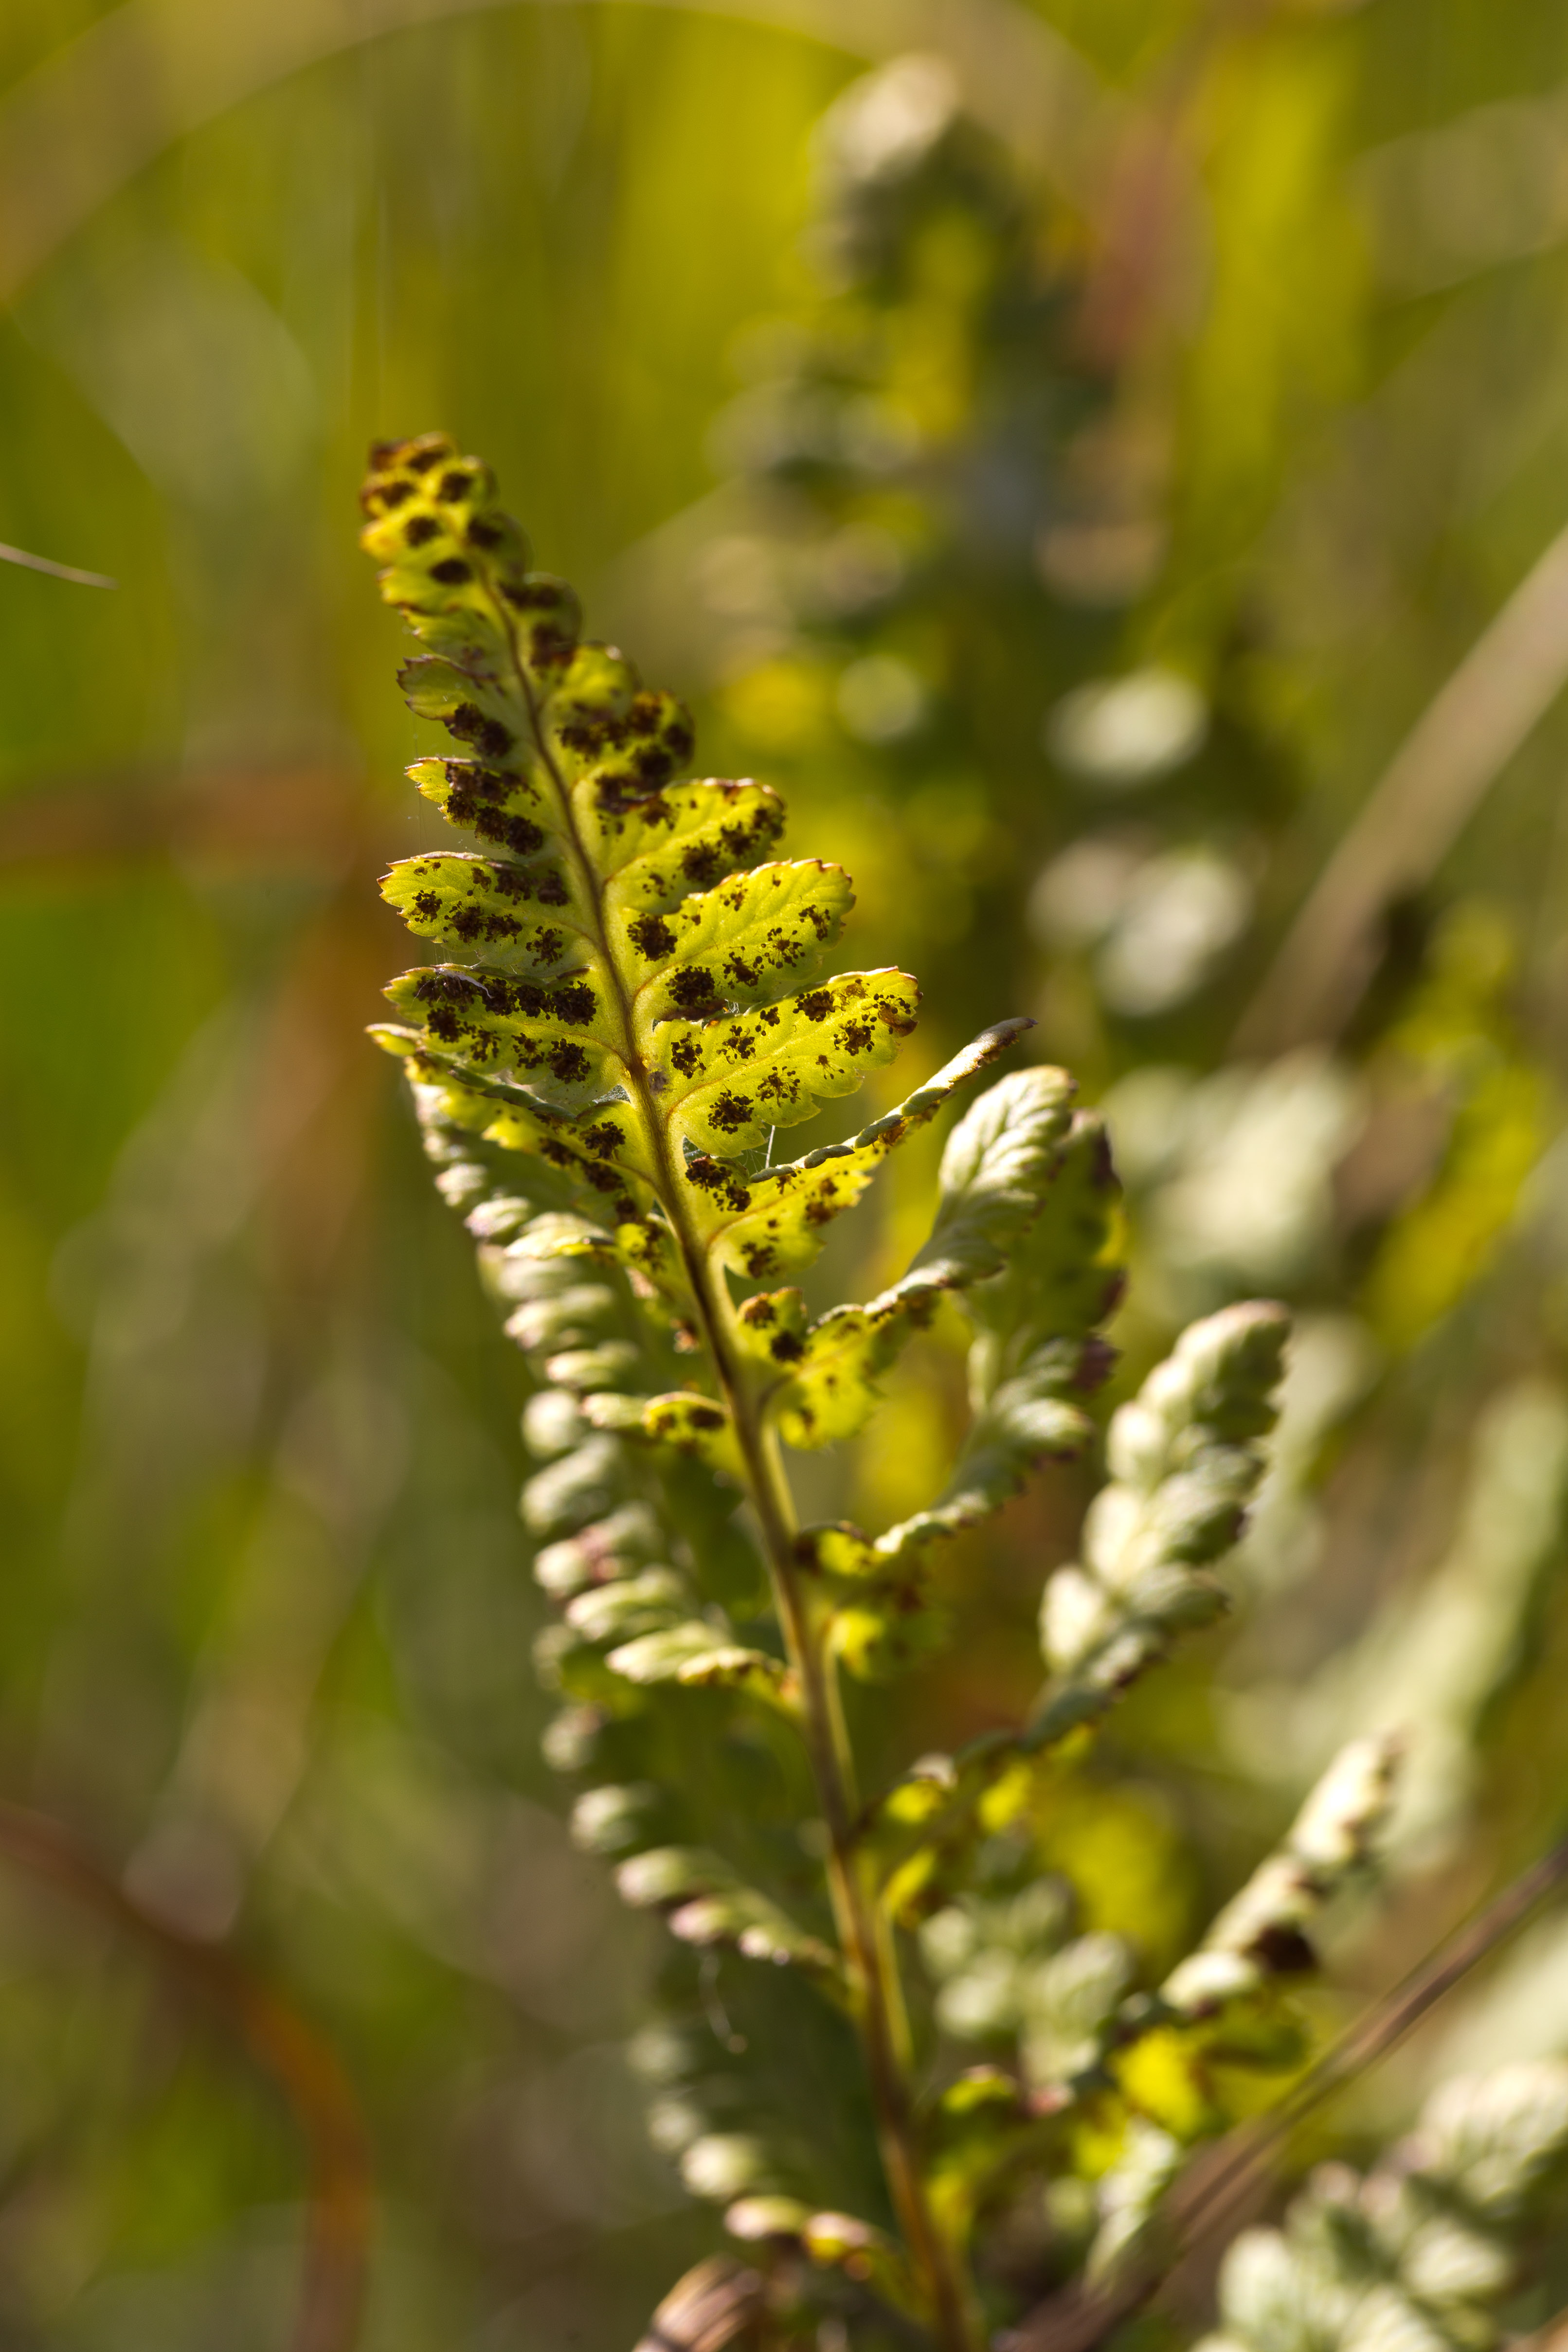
[0,0,1112,306]
[0,536,115,586]
[1238,514,1568,1054]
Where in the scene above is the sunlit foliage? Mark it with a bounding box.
[5,0,1568,2345]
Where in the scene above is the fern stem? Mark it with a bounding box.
[696,1285,978,2352]
[488,593,974,2350]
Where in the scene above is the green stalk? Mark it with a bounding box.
[694,1279,977,2352]
[490,592,976,2352]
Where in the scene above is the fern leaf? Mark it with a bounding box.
[739,1286,937,1451]
[692,1019,1034,1282]
[579,1387,742,1475]
[660,968,920,1159]
[727,2199,924,2321]
[879,1108,1125,1559]
[615,856,853,1019]
[564,1568,688,1646]
[1033,1299,1290,1745]
[852,1296,1287,1935]
[616,1847,842,1988]
[1081,1737,1401,2279]
[764,1096,1124,1695]
[365,436,1025,1303]
[607,1624,798,1714]
[631,2257,770,2352]
[734,1065,1085,1453]
[793,1521,950,1680]
[594,776,785,916]
[1158,1734,1400,2025]
[964,1106,1127,1390]
[907,1064,1079,1290]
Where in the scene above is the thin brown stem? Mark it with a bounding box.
[0,537,116,587]
[1003,1832,1568,2352]
[0,1801,370,2352]
[1163,1831,1568,2263]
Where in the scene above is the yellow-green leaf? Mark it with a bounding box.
[617,858,853,1029]
[595,776,786,911]
[690,1018,1034,1281]
[660,968,919,1157]
[380,851,581,966]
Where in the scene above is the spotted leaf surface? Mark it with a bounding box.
[374,1037,657,1221]
[754,1291,938,1450]
[380,963,620,1104]
[689,1020,1034,1281]
[595,778,786,913]
[362,436,979,1274]
[794,1523,946,1681]
[616,858,853,1030]
[406,753,566,862]
[380,849,582,967]
[576,1389,740,1472]
[659,968,919,1158]
[748,1065,1093,1453]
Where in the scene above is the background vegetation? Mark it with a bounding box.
[5,0,1568,2344]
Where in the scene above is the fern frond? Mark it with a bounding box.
[361,437,1319,2352]
[1035,1299,1290,1743]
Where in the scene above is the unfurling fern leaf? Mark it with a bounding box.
[359,438,1550,2352]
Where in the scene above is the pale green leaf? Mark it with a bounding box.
[564,1569,687,1647]
[906,1064,1077,1290]
[966,1108,1126,1390]
[1033,1300,1290,1747]
[613,1849,840,1986]
[606,1623,795,1714]
[667,1889,841,1984]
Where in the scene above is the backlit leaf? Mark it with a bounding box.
[660,968,920,1157]
[693,1019,1035,1281]
[614,858,853,1024]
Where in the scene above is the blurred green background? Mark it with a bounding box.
[7,0,1568,2344]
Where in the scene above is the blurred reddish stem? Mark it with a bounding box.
[0,1800,371,2352]
[0,762,370,875]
